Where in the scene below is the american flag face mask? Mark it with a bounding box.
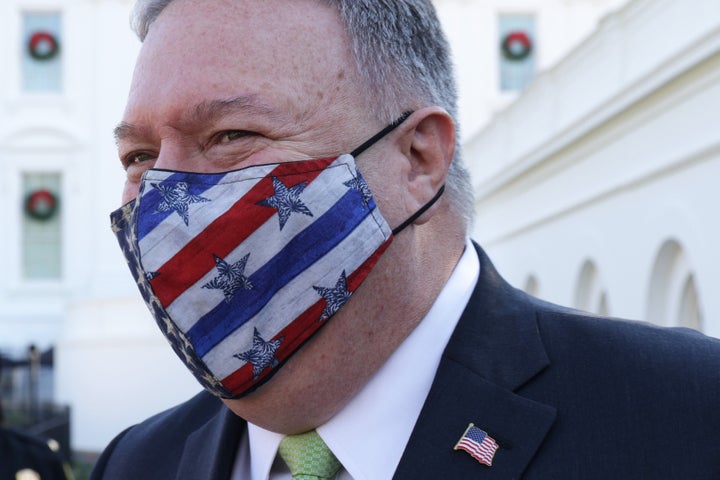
[109,113,443,398]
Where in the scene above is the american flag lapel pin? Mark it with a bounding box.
[454,423,500,467]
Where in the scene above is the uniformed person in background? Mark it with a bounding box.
[0,400,70,480]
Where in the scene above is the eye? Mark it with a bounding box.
[122,151,156,169]
[217,130,256,144]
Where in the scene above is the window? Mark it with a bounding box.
[498,14,536,92]
[22,173,62,280]
[646,239,703,330]
[574,260,610,316]
[22,12,63,93]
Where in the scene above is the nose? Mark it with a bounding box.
[152,140,189,171]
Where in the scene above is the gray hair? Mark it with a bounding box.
[130,0,475,229]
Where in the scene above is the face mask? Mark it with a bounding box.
[110,113,444,398]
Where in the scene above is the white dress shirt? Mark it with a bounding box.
[231,239,479,480]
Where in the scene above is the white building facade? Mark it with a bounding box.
[437,0,628,139]
[0,0,201,453]
[466,0,720,337]
[0,0,138,355]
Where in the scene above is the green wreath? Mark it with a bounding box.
[25,189,58,221]
[501,31,532,61]
[28,31,60,61]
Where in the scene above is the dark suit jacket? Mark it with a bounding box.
[91,245,720,479]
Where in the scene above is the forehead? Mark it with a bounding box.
[124,0,361,127]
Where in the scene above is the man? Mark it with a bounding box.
[92,0,720,478]
[0,400,70,480]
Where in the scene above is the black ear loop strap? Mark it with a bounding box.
[350,111,413,158]
[391,184,445,236]
[346,110,445,235]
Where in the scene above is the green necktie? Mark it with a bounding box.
[278,430,342,480]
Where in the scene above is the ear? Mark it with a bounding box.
[396,106,456,225]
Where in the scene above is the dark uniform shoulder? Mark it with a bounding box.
[0,427,68,480]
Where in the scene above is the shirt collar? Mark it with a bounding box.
[245,238,479,480]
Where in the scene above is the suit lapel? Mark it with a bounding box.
[393,358,556,479]
[394,244,557,479]
[176,404,246,480]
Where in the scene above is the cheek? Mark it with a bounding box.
[362,164,408,228]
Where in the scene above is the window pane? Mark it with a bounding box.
[22,173,62,280]
[499,15,536,92]
[22,12,62,93]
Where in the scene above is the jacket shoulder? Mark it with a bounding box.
[91,391,228,480]
[534,297,720,373]
[524,301,720,475]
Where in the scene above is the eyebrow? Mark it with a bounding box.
[113,95,279,144]
[113,121,145,145]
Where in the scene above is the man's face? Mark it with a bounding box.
[116,0,415,432]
